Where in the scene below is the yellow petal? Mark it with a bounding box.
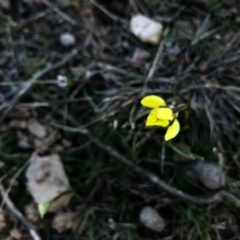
[165,119,180,141]
[146,108,169,127]
[141,95,166,108]
[157,108,174,121]
[145,108,159,126]
[152,119,169,127]
[146,117,169,127]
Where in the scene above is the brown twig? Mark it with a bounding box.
[0,183,41,240]
[0,49,78,125]
[143,28,168,86]
[51,122,240,208]
[16,97,92,108]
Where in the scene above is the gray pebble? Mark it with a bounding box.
[186,161,225,190]
[59,33,76,47]
[139,206,165,232]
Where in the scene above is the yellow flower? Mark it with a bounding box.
[141,95,180,141]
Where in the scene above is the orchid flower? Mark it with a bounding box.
[141,95,180,141]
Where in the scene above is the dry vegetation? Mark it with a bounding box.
[1,0,240,239]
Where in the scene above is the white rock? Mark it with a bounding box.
[28,119,47,138]
[59,33,76,47]
[130,15,163,45]
[139,206,165,232]
[26,153,72,205]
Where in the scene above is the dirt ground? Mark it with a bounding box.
[1,0,240,239]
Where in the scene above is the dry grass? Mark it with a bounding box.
[1,0,240,239]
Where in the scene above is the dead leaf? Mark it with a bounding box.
[70,65,86,76]
[33,130,58,152]
[52,212,78,233]
[0,212,7,232]
[9,120,27,129]
[33,139,46,151]
[10,229,22,240]
[26,153,73,209]
[25,202,40,223]
[198,61,208,72]
[49,191,74,212]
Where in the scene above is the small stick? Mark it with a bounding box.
[161,141,166,173]
[90,0,127,25]
[41,0,77,25]
[143,28,168,87]
[51,123,240,207]
[52,7,77,25]
[217,139,225,169]
[16,97,91,108]
[143,6,185,87]
[16,9,52,29]
[0,160,29,210]
[0,183,41,240]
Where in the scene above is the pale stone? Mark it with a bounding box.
[130,15,163,45]
[139,206,165,232]
[186,161,225,190]
[28,119,47,139]
[26,153,73,214]
[59,33,76,46]
[26,153,72,205]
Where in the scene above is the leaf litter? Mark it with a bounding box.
[0,0,240,239]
